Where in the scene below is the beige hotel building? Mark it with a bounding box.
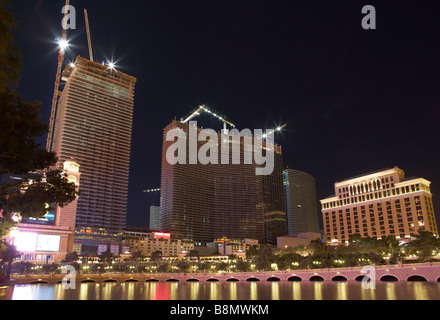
[320,167,438,244]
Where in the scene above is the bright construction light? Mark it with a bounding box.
[277,127,282,131]
[70,62,75,68]
[108,61,116,70]
[58,39,69,51]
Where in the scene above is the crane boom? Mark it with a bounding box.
[181,105,236,129]
[46,0,70,152]
[84,9,94,62]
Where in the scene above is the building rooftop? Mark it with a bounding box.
[336,167,397,183]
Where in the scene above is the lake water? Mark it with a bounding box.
[7,281,440,300]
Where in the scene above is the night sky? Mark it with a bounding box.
[10,1,440,229]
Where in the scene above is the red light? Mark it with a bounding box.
[153,232,170,239]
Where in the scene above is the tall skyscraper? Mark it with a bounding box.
[160,120,285,244]
[149,206,161,230]
[283,169,320,235]
[320,167,439,244]
[51,56,136,254]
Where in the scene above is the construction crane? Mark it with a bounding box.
[46,0,70,152]
[84,9,94,62]
[143,188,161,193]
[181,105,236,131]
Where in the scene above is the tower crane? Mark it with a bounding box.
[46,0,70,152]
[84,9,94,62]
[181,105,236,131]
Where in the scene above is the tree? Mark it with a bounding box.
[151,250,163,262]
[0,0,21,92]
[63,252,79,264]
[407,228,440,262]
[99,250,115,264]
[0,243,20,281]
[0,2,77,244]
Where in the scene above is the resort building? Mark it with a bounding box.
[320,167,438,244]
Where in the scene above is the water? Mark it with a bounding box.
[8,282,440,300]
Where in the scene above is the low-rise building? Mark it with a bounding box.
[122,230,194,258]
[277,232,322,249]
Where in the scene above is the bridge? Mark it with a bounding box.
[10,263,440,285]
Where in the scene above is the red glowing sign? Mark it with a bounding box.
[153,232,171,239]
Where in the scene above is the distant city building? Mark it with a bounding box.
[51,56,137,255]
[160,120,286,245]
[283,169,321,235]
[6,160,81,263]
[320,167,439,244]
[208,238,260,257]
[277,232,322,249]
[149,206,161,230]
[122,229,194,257]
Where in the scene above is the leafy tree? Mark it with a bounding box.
[246,245,259,259]
[63,252,79,263]
[0,244,20,280]
[129,250,146,261]
[407,228,440,262]
[0,1,77,245]
[0,0,21,92]
[176,260,190,273]
[99,250,115,264]
[158,262,170,273]
[235,259,250,272]
[151,250,163,262]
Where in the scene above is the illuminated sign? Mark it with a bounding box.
[153,232,171,239]
[13,233,61,252]
[64,161,79,173]
[36,234,61,252]
[21,204,56,226]
[13,232,38,251]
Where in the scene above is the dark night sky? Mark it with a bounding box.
[10,0,440,229]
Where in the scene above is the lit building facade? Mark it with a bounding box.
[320,167,438,244]
[160,120,286,245]
[51,56,136,255]
[283,169,321,235]
[149,206,161,230]
[122,230,194,257]
[7,160,81,263]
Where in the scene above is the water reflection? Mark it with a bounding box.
[336,283,347,300]
[10,281,440,301]
[292,282,301,300]
[313,282,323,300]
[228,282,236,300]
[271,282,280,300]
[249,282,258,300]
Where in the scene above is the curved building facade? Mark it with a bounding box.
[283,169,320,235]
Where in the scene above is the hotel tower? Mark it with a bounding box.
[320,167,438,244]
[160,120,286,244]
[51,56,136,254]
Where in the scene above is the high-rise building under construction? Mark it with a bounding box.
[160,120,286,244]
[51,56,136,254]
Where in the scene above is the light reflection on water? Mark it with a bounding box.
[10,282,440,300]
